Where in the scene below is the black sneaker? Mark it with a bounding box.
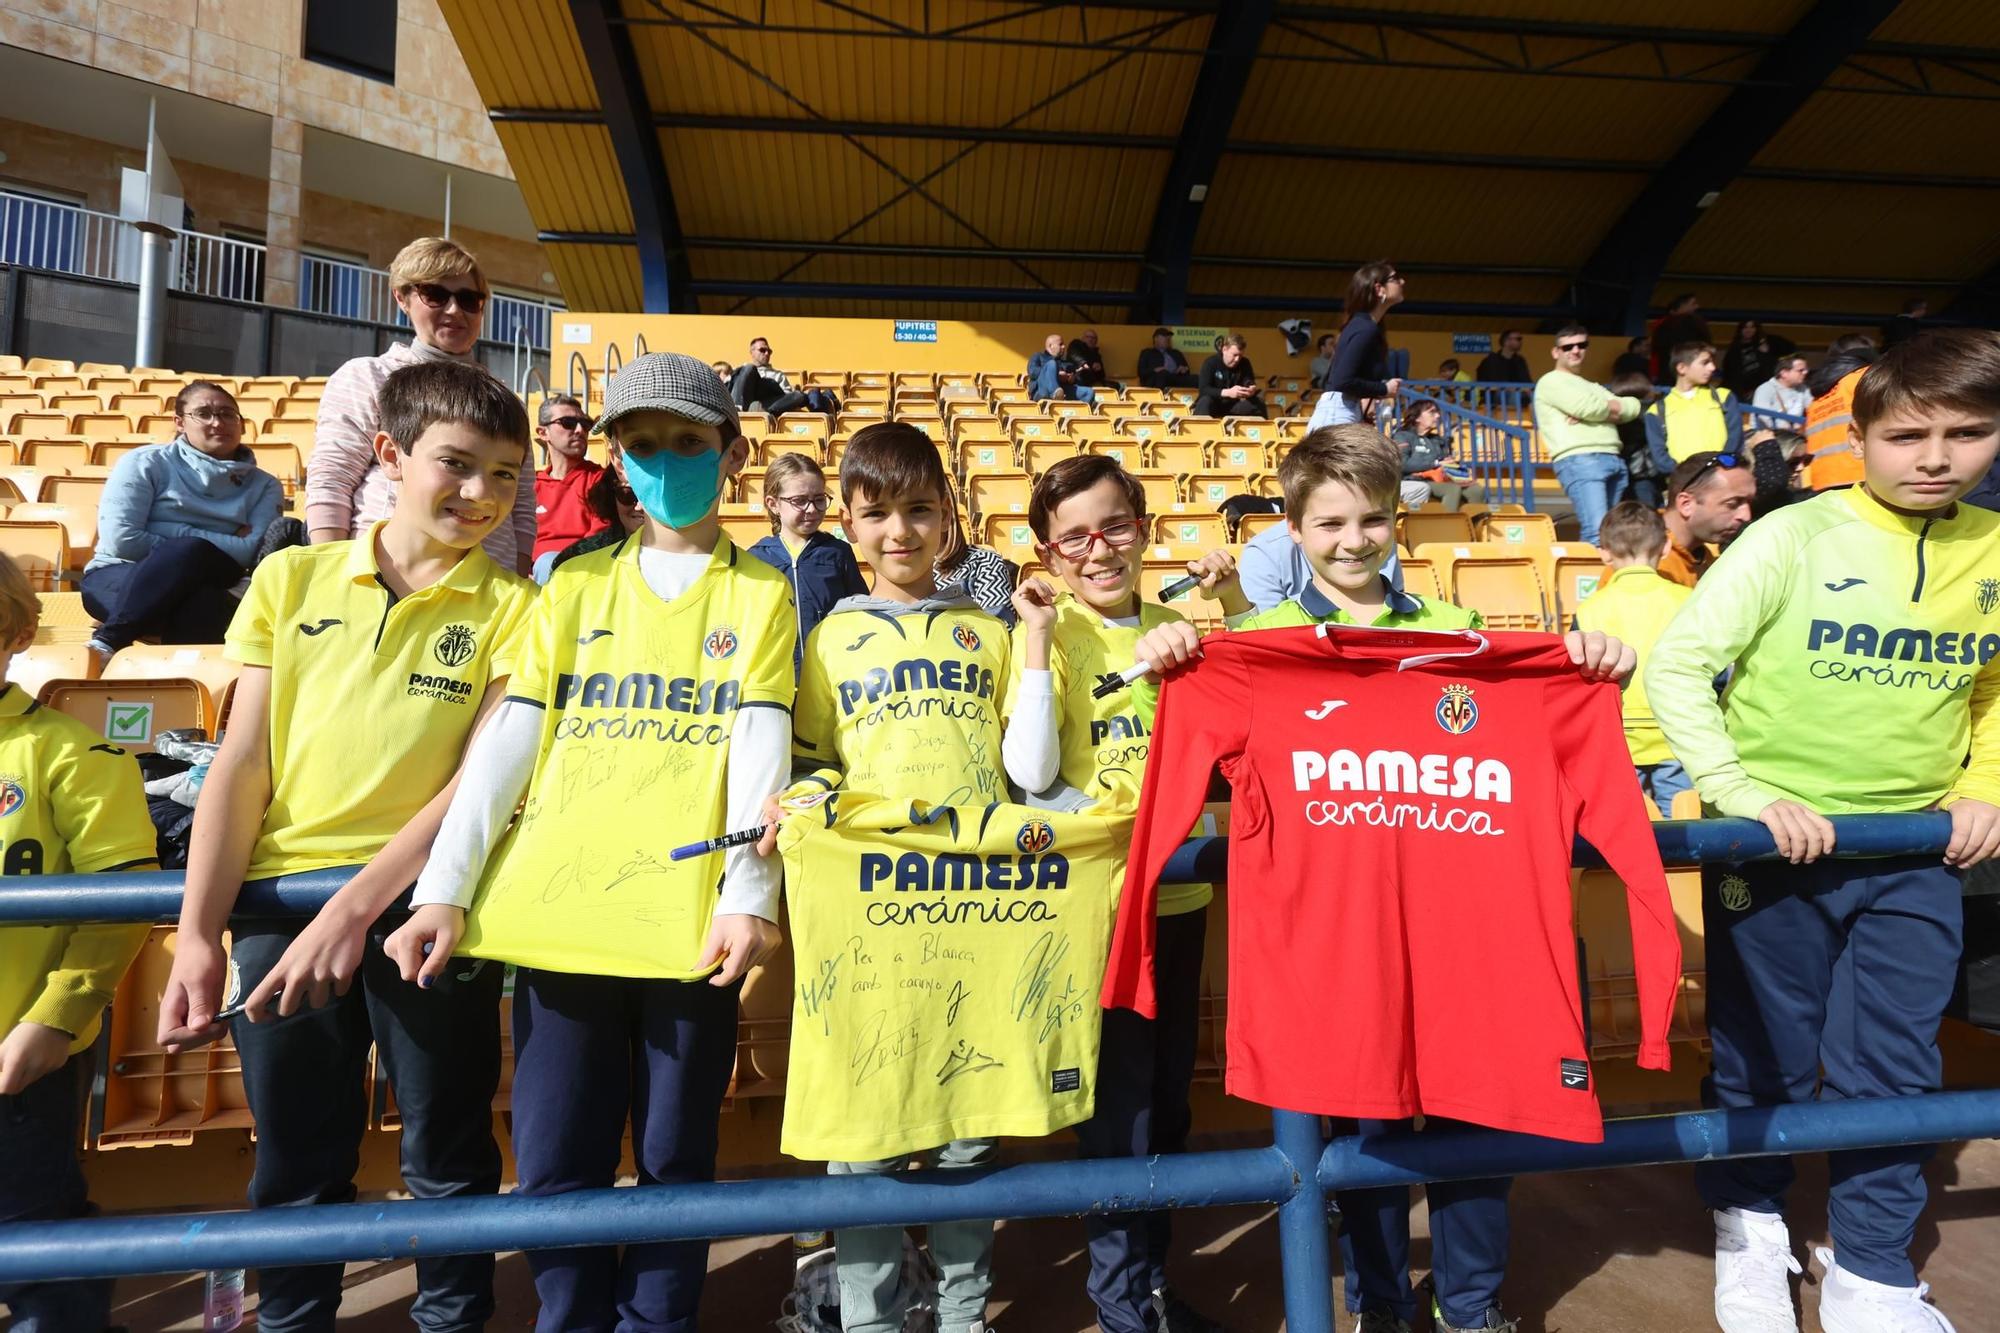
[1356,1311,1413,1333]
[1420,1274,1519,1333]
[1154,1286,1230,1333]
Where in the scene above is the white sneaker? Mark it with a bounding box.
[1713,1208,1801,1333]
[1815,1247,1957,1332]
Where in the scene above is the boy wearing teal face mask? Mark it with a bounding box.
[389,353,799,1331]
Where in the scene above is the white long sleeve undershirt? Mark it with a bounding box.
[410,545,792,922]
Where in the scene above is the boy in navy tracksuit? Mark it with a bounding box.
[748,452,867,673]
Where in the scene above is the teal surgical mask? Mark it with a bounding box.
[622,445,724,528]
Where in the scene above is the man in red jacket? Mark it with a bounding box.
[530,393,607,582]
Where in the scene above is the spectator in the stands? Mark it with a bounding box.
[1801,333,1878,491]
[529,393,605,583]
[1720,318,1796,399]
[1649,292,1709,381]
[83,381,285,661]
[1611,336,1653,379]
[936,500,1019,624]
[1658,450,1755,587]
[1137,326,1196,389]
[710,359,733,384]
[1309,332,1338,385]
[1309,259,1403,427]
[1066,329,1116,389]
[549,453,643,574]
[1475,329,1529,383]
[1390,398,1483,511]
[1607,369,1665,507]
[1194,334,1265,418]
[1030,332,1096,405]
[1439,357,1472,384]
[1534,324,1640,545]
[730,337,838,417]
[1645,341,1743,476]
[1751,352,1810,426]
[1882,296,1928,347]
[306,236,536,574]
[1746,427,1810,518]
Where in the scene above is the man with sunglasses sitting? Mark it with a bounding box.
[729,336,839,418]
[305,237,539,575]
[1658,450,1756,587]
[529,394,607,583]
[1533,324,1643,545]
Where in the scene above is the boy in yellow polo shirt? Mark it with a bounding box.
[0,553,159,1332]
[157,360,535,1333]
[1574,501,1693,812]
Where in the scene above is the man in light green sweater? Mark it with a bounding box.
[1533,324,1642,545]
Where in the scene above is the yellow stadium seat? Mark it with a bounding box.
[71,413,133,440]
[0,443,15,468]
[823,438,850,474]
[967,473,1033,522]
[735,468,768,506]
[21,440,91,472]
[102,644,241,730]
[1152,512,1229,552]
[25,359,78,375]
[250,443,304,493]
[93,441,147,468]
[1023,438,1082,475]
[1149,440,1208,476]
[48,395,103,415]
[982,514,1041,564]
[757,435,821,466]
[1399,511,1476,548]
[133,414,178,439]
[10,503,93,570]
[957,440,1018,479]
[1447,555,1551,630]
[10,642,98,699]
[1236,510,1286,543]
[1008,417,1061,445]
[43,679,206,753]
[1082,439,1144,470]
[1544,544,1608,628]
[1477,511,1557,546]
[735,411,771,441]
[1211,440,1271,475]
[39,475,105,508]
[834,410,886,434]
[1114,416,1166,443]
[1185,473,1252,510]
[1063,419,1120,445]
[231,396,279,423]
[0,522,68,590]
[1399,556,1445,602]
[257,417,318,451]
[1126,470,1183,516]
[106,394,165,418]
[719,508,771,549]
[0,469,46,504]
[8,413,68,437]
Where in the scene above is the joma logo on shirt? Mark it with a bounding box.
[1292,749,1513,803]
[556,671,742,715]
[836,658,996,715]
[1090,714,1148,745]
[1805,619,2000,666]
[859,851,1071,893]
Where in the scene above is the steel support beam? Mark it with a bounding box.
[567,0,694,313]
[1130,0,1274,324]
[1567,0,1903,335]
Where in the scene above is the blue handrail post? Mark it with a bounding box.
[1272,1109,1336,1333]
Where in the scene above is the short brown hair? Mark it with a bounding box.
[1671,341,1715,371]
[0,553,40,642]
[1852,328,2000,432]
[1597,501,1667,560]
[1279,424,1400,517]
[764,452,828,532]
[839,421,950,509]
[388,236,485,293]
[380,361,530,461]
[1028,455,1147,543]
[1221,333,1248,351]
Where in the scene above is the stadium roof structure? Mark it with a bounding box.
[442,0,2000,331]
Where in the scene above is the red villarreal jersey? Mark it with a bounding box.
[1101,624,1682,1143]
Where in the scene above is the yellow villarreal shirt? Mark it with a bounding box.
[1008,598,1212,915]
[459,534,796,978]
[1574,565,1692,767]
[778,790,1129,1161]
[794,599,1014,805]
[225,523,534,877]
[0,684,158,1052]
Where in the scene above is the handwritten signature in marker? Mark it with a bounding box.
[936,1039,1004,1085]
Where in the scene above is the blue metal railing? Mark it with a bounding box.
[0,814,1990,1333]
[1387,387,1538,509]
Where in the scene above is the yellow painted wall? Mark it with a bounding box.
[558,312,1634,387]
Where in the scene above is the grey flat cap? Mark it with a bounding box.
[593,352,740,437]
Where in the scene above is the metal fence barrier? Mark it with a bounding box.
[0,814,1991,1333]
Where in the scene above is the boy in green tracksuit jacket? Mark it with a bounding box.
[1646,329,2000,1333]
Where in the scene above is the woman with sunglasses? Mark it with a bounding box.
[81,380,286,661]
[303,237,538,575]
[529,393,605,583]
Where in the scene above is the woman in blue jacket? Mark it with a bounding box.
[747,453,868,674]
[82,381,284,659]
